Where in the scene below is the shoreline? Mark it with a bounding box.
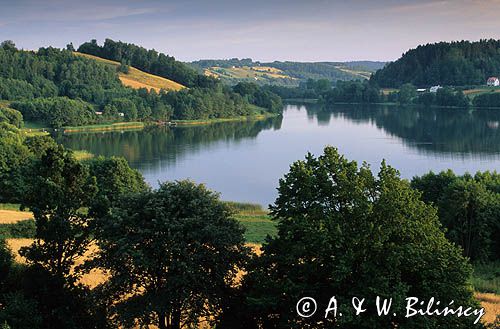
[60,113,279,133]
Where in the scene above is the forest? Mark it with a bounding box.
[0,40,282,128]
[370,39,500,87]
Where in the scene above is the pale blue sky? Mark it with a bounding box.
[1,0,500,62]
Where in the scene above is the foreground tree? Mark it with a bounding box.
[246,147,480,328]
[93,180,249,329]
[19,145,97,281]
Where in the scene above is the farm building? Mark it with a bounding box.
[430,85,442,93]
[487,77,500,86]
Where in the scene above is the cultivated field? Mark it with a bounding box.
[204,65,296,81]
[334,65,372,79]
[0,209,33,224]
[75,52,185,92]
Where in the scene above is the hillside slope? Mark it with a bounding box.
[75,52,185,92]
[371,39,500,87]
[191,59,385,85]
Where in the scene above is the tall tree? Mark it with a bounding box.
[246,147,480,328]
[93,180,248,329]
[19,145,97,282]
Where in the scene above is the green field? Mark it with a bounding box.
[224,202,277,244]
[63,121,145,133]
[472,262,500,294]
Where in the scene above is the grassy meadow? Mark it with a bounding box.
[75,52,185,92]
[63,121,145,133]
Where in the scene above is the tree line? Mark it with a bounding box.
[0,40,282,128]
[370,39,500,88]
[318,80,500,108]
[0,115,498,328]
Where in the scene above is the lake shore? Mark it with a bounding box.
[59,113,279,133]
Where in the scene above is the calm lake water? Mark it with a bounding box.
[56,104,500,206]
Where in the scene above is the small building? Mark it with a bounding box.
[487,77,500,87]
[118,112,125,117]
[430,85,443,93]
[95,111,103,115]
[417,88,427,93]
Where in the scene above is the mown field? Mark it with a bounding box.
[75,52,185,92]
[1,204,498,324]
[203,65,296,83]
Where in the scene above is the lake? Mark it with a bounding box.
[56,103,500,206]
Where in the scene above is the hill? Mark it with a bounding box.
[75,52,185,92]
[371,39,500,87]
[202,65,297,85]
[190,59,385,85]
[0,40,282,129]
[78,39,217,88]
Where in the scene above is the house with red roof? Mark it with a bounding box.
[487,77,500,87]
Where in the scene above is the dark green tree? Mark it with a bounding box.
[87,156,148,204]
[92,180,248,329]
[246,147,479,328]
[19,145,97,281]
[412,171,500,262]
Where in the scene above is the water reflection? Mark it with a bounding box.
[57,116,283,169]
[318,104,500,156]
[56,104,500,205]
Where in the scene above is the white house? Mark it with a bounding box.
[487,77,500,87]
[429,85,443,93]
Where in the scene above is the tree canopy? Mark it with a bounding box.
[245,147,479,328]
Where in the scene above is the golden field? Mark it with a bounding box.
[74,52,185,92]
[0,209,33,224]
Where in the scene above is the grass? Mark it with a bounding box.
[225,202,277,244]
[463,86,500,97]
[472,262,500,294]
[73,150,94,161]
[0,220,35,239]
[0,203,23,211]
[75,52,185,92]
[63,121,145,133]
[172,112,277,126]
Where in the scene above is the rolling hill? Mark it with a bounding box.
[75,52,185,92]
[191,59,385,86]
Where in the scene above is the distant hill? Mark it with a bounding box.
[75,52,185,92]
[370,39,500,88]
[190,59,385,85]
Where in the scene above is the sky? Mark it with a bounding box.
[1,0,500,62]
